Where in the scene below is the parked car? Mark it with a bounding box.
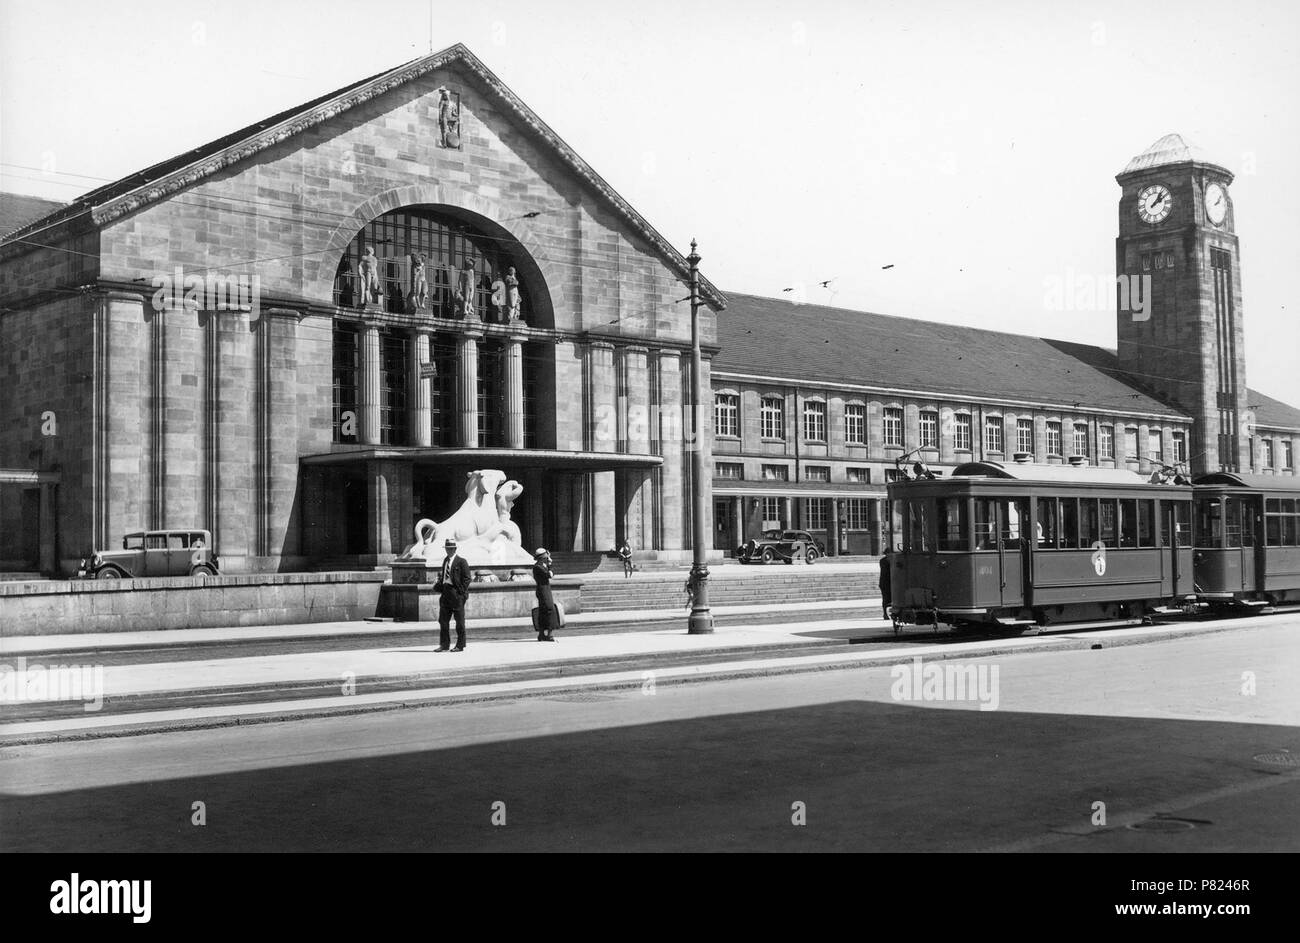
[736,529,824,564]
[80,530,219,579]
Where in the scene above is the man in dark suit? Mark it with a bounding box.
[434,538,472,652]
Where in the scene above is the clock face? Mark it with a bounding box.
[1138,184,1173,224]
[1205,182,1228,225]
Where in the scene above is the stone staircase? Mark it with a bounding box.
[579,568,880,612]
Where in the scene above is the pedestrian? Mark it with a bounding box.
[532,547,558,642]
[616,541,633,578]
[434,538,472,652]
[879,553,892,620]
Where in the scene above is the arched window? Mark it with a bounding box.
[333,207,530,322]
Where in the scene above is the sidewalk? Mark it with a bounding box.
[0,601,1264,745]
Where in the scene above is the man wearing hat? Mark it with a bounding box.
[434,538,473,652]
[532,548,558,642]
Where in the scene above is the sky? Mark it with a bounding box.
[2,0,1298,406]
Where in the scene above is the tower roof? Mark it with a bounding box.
[1120,133,1229,176]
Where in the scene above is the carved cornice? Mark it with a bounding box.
[44,43,725,310]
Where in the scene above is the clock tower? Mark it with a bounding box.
[1115,133,1247,475]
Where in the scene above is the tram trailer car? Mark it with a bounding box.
[886,461,1194,629]
[1192,473,1300,609]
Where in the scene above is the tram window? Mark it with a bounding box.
[1175,502,1191,547]
[1059,498,1079,548]
[889,500,904,552]
[1080,499,1099,548]
[907,500,930,552]
[1224,497,1244,548]
[1099,500,1118,546]
[1195,498,1222,547]
[1265,509,1281,546]
[1138,500,1154,548]
[1036,498,1057,548]
[1119,499,1138,548]
[1240,500,1255,546]
[937,497,969,551]
[974,499,996,550]
[1001,500,1024,548]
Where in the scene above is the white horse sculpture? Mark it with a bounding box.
[397,469,533,566]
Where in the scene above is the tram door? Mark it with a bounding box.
[1225,496,1259,593]
[998,498,1031,608]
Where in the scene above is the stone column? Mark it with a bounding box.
[656,349,685,551]
[828,498,841,557]
[623,345,650,548]
[503,332,526,449]
[587,340,616,551]
[410,329,432,448]
[457,324,484,448]
[359,320,381,445]
[784,496,794,530]
[732,496,743,548]
[39,482,56,574]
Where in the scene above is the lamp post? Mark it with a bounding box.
[687,239,714,634]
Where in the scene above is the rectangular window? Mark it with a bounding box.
[1059,498,1079,548]
[1099,499,1118,546]
[1119,499,1138,548]
[973,498,996,550]
[762,497,784,528]
[1080,499,1100,547]
[906,499,929,552]
[1017,418,1034,456]
[884,468,906,483]
[1036,498,1057,548]
[845,403,865,445]
[937,497,969,551]
[846,467,871,483]
[883,407,904,447]
[1046,421,1062,456]
[889,500,904,551]
[1099,426,1114,460]
[380,331,410,446]
[1148,430,1163,462]
[1125,427,1139,461]
[1198,498,1224,547]
[761,464,789,481]
[805,498,827,530]
[430,337,456,446]
[714,462,744,480]
[714,394,739,438]
[1172,431,1187,464]
[805,465,831,482]
[804,400,827,442]
[920,411,939,449]
[332,324,359,443]
[844,498,871,530]
[984,416,1004,454]
[1073,423,1089,459]
[1138,500,1155,547]
[954,414,972,451]
[477,343,502,448]
[1284,440,1294,469]
[761,397,785,440]
[1263,439,1274,469]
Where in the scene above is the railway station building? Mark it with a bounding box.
[1,46,1297,575]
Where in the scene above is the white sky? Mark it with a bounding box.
[2,0,1297,406]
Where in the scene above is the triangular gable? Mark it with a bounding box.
[2,43,725,309]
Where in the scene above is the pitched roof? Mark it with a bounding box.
[0,44,724,308]
[1120,132,1229,176]
[1249,389,1300,431]
[0,192,67,240]
[711,292,1187,418]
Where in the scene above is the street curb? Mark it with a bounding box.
[0,616,1270,746]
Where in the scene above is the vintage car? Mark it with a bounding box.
[80,530,219,579]
[735,529,825,564]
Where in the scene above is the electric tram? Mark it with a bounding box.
[885,456,1195,629]
[1191,472,1300,609]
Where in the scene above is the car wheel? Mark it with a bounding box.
[805,548,819,564]
[190,565,216,578]
[760,547,775,564]
[95,567,121,580]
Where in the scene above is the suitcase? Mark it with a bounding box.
[531,601,566,631]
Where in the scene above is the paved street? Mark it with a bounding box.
[1,617,1295,852]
